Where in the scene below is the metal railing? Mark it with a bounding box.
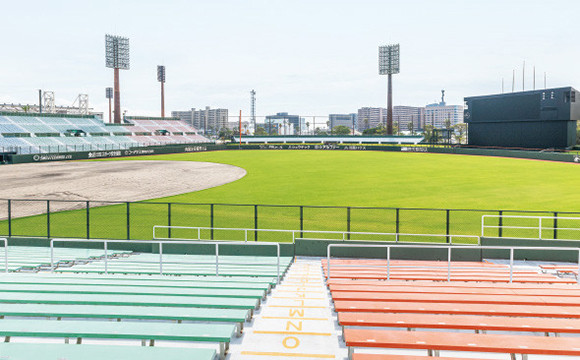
[153,225,480,244]
[4,198,579,242]
[482,215,580,240]
[326,243,580,284]
[0,238,7,273]
[50,238,281,284]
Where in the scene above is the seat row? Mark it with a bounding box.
[325,259,580,360]
[0,265,280,359]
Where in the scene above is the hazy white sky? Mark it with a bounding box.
[1,0,579,118]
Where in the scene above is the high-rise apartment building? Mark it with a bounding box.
[357,107,386,131]
[393,106,424,132]
[171,107,228,134]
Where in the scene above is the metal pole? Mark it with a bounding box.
[210,204,214,240]
[3,239,7,273]
[160,81,165,118]
[86,201,90,239]
[347,207,351,240]
[539,217,542,240]
[126,202,130,240]
[167,203,172,239]
[113,68,121,124]
[445,209,450,243]
[254,205,258,241]
[498,211,503,237]
[46,200,50,238]
[8,200,12,237]
[553,212,558,240]
[300,206,304,238]
[387,74,393,135]
[395,208,399,242]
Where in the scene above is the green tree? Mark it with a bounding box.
[314,127,327,135]
[453,123,467,144]
[407,121,414,135]
[444,118,452,130]
[218,127,233,140]
[423,124,434,143]
[332,125,351,135]
[254,127,268,136]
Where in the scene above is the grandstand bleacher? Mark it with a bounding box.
[0,113,210,154]
[327,257,580,359]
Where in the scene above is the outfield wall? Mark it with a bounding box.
[228,143,580,163]
[4,141,577,164]
[6,143,226,164]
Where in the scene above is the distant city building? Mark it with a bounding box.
[424,91,463,129]
[357,107,386,131]
[393,106,424,132]
[329,113,357,133]
[171,107,228,134]
[264,112,304,135]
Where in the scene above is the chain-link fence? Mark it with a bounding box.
[1,198,579,243]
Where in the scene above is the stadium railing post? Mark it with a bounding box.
[85,201,90,239]
[126,202,130,240]
[300,206,304,238]
[7,200,11,238]
[498,210,503,237]
[347,207,351,240]
[445,209,450,243]
[395,208,400,241]
[254,205,258,242]
[553,212,558,240]
[210,204,214,240]
[167,203,172,239]
[46,200,50,239]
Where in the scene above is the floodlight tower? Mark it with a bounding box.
[379,44,400,135]
[105,34,130,124]
[105,87,113,123]
[250,90,256,133]
[157,65,166,117]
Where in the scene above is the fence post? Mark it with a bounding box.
[86,201,90,239]
[46,200,51,239]
[7,200,11,237]
[167,203,172,239]
[347,207,351,240]
[498,210,503,237]
[126,202,130,240]
[300,206,304,238]
[395,208,400,234]
[210,204,214,240]
[445,209,450,243]
[553,212,558,240]
[254,205,258,241]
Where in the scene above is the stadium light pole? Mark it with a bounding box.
[157,66,166,118]
[105,34,130,124]
[379,44,400,135]
[105,87,113,123]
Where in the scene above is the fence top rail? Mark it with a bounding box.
[483,215,580,221]
[50,238,281,248]
[153,225,480,242]
[327,243,580,251]
[1,198,579,215]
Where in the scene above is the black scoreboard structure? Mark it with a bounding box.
[464,87,580,149]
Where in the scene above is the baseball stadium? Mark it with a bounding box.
[2,6,580,360]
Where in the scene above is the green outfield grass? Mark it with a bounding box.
[4,150,580,242]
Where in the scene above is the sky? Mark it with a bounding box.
[1,0,579,119]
